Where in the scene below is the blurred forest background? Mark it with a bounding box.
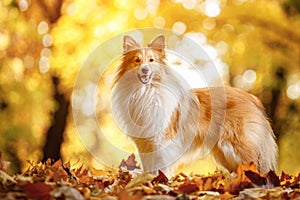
[0,0,299,175]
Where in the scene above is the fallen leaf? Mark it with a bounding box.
[245,170,267,186]
[50,186,85,200]
[280,171,292,182]
[118,170,132,185]
[266,170,280,187]
[290,189,300,199]
[203,177,215,191]
[125,173,155,189]
[2,152,300,200]
[118,189,143,200]
[178,183,199,194]
[20,182,52,200]
[152,170,168,183]
[291,173,300,188]
[119,153,140,170]
[142,195,176,200]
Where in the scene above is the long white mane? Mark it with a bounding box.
[111,67,192,139]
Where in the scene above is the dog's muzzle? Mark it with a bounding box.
[137,65,152,84]
[137,73,153,84]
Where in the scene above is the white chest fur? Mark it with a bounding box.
[111,68,200,174]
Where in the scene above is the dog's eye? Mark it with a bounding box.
[135,58,141,63]
[149,58,154,62]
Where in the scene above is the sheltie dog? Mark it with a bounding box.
[111,35,277,176]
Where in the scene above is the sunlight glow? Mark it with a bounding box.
[172,21,187,34]
[12,57,24,81]
[134,7,148,20]
[37,21,49,35]
[42,34,53,47]
[233,40,245,54]
[114,0,133,10]
[66,2,78,16]
[243,69,257,84]
[39,56,50,73]
[287,82,300,100]
[215,41,228,55]
[41,48,52,57]
[153,16,166,28]
[146,0,160,15]
[183,0,197,10]
[233,69,257,91]
[0,31,9,51]
[203,18,216,30]
[18,0,28,12]
[204,0,221,17]
[107,21,121,32]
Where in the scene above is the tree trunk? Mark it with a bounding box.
[42,76,69,163]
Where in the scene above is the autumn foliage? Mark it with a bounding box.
[1,153,300,199]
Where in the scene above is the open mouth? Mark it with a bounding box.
[137,73,153,84]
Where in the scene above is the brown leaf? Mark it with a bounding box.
[203,177,213,191]
[118,190,129,200]
[118,189,143,200]
[47,164,69,182]
[119,153,140,170]
[245,170,267,186]
[20,182,52,200]
[4,154,300,200]
[223,163,253,194]
[178,183,199,194]
[152,170,168,183]
[291,173,300,188]
[119,159,127,169]
[126,153,138,170]
[290,190,300,199]
[51,159,63,168]
[118,170,132,184]
[281,171,298,188]
[280,171,292,182]
[266,170,280,187]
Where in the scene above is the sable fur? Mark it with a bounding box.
[111,35,278,175]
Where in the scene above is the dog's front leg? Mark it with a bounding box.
[132,137,175,176]
[138,151,174,176]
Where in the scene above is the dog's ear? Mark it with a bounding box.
[148,35,165,50]
[123,35,140,53]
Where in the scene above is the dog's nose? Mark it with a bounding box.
[141,66,149,74]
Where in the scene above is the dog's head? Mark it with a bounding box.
[115,35,167,85]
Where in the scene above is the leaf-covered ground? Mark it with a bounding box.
[0,153,299,200]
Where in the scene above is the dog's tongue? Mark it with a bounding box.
[140,75,149,84]
[138,73,152,84]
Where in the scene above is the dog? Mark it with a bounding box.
[111,35,278,176]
